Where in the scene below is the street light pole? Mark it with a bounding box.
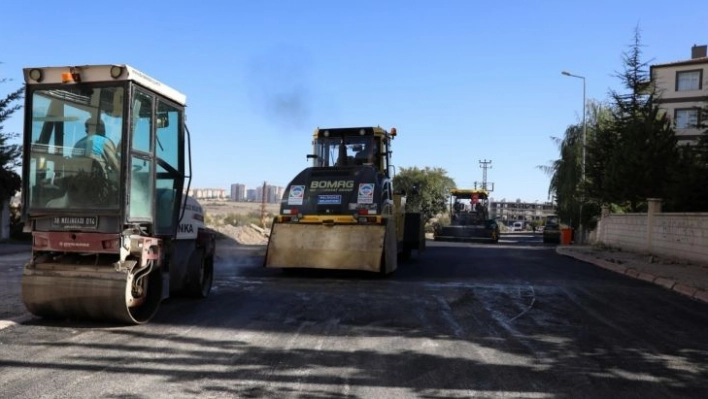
[562,71,586,244]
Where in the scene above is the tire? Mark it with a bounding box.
[185,249,213,298]
[400,244,412,261]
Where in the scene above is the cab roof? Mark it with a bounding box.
[312,126,396,139]
[450,188,490,199]
[23,64,186,106]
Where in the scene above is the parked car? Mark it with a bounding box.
[542,215,561,243]
[510,221,524,232]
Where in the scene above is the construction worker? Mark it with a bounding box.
[73,118,120,174]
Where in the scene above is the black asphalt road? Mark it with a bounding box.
[1,233,707,398]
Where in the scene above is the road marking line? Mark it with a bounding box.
[509,285,536,323]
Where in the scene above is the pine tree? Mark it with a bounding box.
[605,27,679,211]
[0,76,23,204]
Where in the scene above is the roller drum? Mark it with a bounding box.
[265,223,388,272]
[22,265,163,324]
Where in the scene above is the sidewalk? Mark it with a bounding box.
[557,244,708,304]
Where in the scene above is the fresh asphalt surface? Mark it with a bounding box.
[1,233,707,398]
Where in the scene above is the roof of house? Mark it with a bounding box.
[651,57,708,69]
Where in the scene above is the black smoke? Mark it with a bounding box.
[245,44,313,130]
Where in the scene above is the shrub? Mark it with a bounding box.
[222,213,247,226]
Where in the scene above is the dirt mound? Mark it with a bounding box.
[211,224,269,246]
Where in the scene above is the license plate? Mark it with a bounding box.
[52,216,98,229]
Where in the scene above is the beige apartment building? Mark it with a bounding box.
[651,44,708,144]
[186,188,227,200]
[489,199,556,227]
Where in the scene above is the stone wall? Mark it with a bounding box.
[593,199,708,264]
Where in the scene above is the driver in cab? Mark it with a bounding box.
[72,118,120,173]
[354,141,378,166]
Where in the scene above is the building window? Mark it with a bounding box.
[676,70,702,91]
[675,108,699,129]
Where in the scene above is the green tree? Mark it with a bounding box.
[667,143,708,211]
[538,123,582,228]
[584,100,616,205]
[604,27,678,211]
[542,27,699,221]
[666,97,708,211]
[392,166,456,223]
[0,77,23,206]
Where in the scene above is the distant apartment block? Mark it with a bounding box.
[255,184,285,203]
[230,183,246,202]
[246,189,256,202]
[651,44,708,144]
[187,188,227,200]
[490,199,556,224]
[188,185,283,203]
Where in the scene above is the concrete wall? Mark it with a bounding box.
[652,213,708,262]
[593,201,708,264]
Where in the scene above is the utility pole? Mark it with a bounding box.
[562,70,587,244]
[261,181,267,229]
[476,159,494,192]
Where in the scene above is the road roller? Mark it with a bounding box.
[19,64,215,324]
[264,126,425,274]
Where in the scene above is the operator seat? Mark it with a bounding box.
[45,157,109,207]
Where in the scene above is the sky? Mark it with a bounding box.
[1,0,706,203]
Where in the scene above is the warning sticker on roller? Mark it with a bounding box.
[288,185,305,205]
[358,183,374,204]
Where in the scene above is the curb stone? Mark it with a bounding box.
[625,269,640,278]
[556,246,708,305]
[654,277,676,290]
[672,283,698,298]
[694,290,708,303]
[636,272,657,283]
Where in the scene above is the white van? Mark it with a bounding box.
[511,222,524,232]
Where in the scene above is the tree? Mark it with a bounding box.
[584,100,617,206]
[666,96,708,211]
[0,77,23,205]
[392,166,456,223]
[604,27,679,212]
[538,123,583,228]
[544,27,702,220]
[667,143,708,211]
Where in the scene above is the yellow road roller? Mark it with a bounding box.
[264,126,425,274]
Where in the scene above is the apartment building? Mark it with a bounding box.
[490,199,556,226]
[191,184,284,203]
[651,44,708,144]
[186,188,227,200]
[230,183,246,202]
[255,184,285,203]
[246,189,257,202]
